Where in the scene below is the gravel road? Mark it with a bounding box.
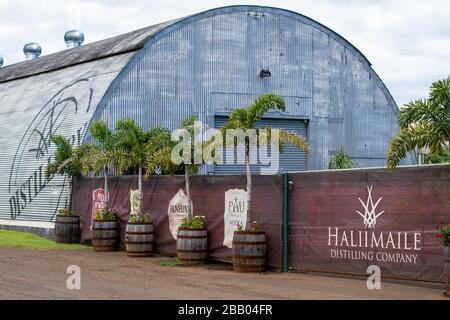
[0,248,445,300]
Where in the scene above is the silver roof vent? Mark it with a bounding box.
[0,56,3,67]
[23,43,42,60]
[64,30,84,48]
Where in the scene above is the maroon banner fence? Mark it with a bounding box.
[73,165,450,282]
[73,175,282,268]
[288,165,450,282]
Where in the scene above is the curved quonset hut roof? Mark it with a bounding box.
[0,5,397,108]
[0,5,404,224]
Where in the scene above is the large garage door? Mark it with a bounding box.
[214,116,308,175]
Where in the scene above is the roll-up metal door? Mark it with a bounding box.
[214,116,308,175]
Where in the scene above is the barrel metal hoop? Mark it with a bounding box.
[232,241,266,245]
[127,251,152,254]
[93,228,118,231]
[126,241,154,244]
[232,255,265,260]
[177,249,207,253]
[178,235,208,239]
[125,232,155,235]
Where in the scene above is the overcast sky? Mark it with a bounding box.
[0,0,449,107]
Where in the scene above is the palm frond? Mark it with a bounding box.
[279,130,310,154]
[387,121,445,169]
[90,121,115,149]
[246,94,285,128]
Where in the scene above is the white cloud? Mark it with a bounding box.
[0,0,448,107]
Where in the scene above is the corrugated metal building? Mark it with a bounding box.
[0,5,413,230]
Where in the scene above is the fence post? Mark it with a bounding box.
[282,172,289,272]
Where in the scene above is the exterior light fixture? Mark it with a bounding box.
[260,68,271,78]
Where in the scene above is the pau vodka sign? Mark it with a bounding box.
[328,186,422,264]
[223,189,247,248]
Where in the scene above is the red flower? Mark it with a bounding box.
[437,234,443,238]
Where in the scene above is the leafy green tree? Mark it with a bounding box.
[387,77,450,169]
[328,148,357,169]
[221,93,310,230]
[114,118,174,216]
[45,135,91,212]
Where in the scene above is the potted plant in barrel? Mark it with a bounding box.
[92,208,120,251]
[114,119,174,257]
[46,135,91,244]
[220,94,310,272]
[173,117,210,265]
[436,223,450,296]
[83,121,124,251]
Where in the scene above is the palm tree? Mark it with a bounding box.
[174,116,205,219]
[45,135,91,213]
[387,77,450,169]
[221,93,310,230]
[82,121,128,210]
[114,118,174,216]
[328,148,357,169]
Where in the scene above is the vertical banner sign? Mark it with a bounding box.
[91,188,106,230]
[167,189,192,240]
[130,189,142,215]
[223,188,248,248]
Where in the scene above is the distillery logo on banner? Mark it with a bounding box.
[223,188,247,248]
[328,185,422,264]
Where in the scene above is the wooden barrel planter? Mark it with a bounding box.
[177,228,208,265]
[54,215,80,243]
[444,247,450,296]
[125,223,154,257]
[232,231,266,273]
[92,220,119,251]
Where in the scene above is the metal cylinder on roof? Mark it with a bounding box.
[64,30,85,48]
[23,42,42,60]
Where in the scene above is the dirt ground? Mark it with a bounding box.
[0,248,446,300]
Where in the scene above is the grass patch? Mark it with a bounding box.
[0,230,89,250]
[160,258,183,267]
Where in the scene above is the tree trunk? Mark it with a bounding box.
[138,166,143,214]
[184,164,193,219]
[66,176,72,211]
[245,144,252,230]
[104,166,109,210]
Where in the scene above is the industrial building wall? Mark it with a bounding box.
[0,53,135,225]
[90,6,408,172]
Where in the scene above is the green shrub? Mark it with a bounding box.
[181,215,206,229]
[328,148,357,169]
[128,213,152,224]
[95,208,119,221]
[57,208,75,217]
